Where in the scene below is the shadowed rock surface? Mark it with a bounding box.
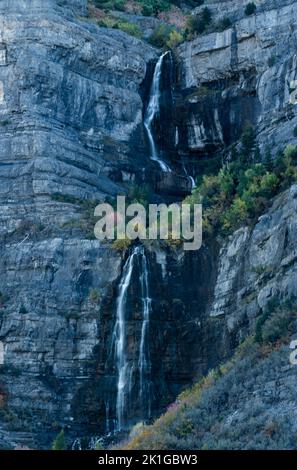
[1,0,297,450]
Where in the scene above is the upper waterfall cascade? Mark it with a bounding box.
[144,51,172,173]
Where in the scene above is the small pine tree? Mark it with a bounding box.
[52,430,65,451]
[217,17,232,32]
[240,123,256,164]
[245,2,257,16]
[254,145,261,163]
[230,144,238,162]
[19,304,28,314]
[284,144,297,161]
[167,29,183,49]
[263,146,273,171]
[187,7,212,35]
[202,7,212,26]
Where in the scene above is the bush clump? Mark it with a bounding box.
[245,2,257,16]
[93,0,126,11]
[216,16,232,32]
[52,430,65,451]
[186,7,212,36]
[148,25,183,48]
[184,125,297,236]
[268,56,276,68]
[140,0,171,17]
[115,21,142,38]
[255,298,296,345]
[97,15,142,38]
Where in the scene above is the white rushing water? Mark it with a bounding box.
[182,161,196,191]
[114,246,152,431]
[189,176,196,190]
[175,126,179,147]
[144,51,172,172]
[138,248,152,417]
[114,248,138,431]
[71,438,82,451]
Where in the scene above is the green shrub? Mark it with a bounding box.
[89,288,100,302]
[129,422,147,439]
[186,7,212,36]
[148,24,172,47]
[184,131,297,236]
[52,430,65,450]
[94,441,105,450]
[112,238,132,251]
[255,298,295,345]
[268,56,276,68]
[175,418,194,438]
[258,172,279,197]
[263,146,273,171]
[284,144,297,161]
[262,310,292,344]
[127,184,150,210]
[116,21,142,38]
[222,198,249,233]
[19,304,28,314]
[60,197,99,239]
[240,123,256,162]
[148,26,183,49]
[141,3,154,16]
[93,0,126,11]
[167,29,184,49]
[217,17,232,32]
[245,2,257,16]
[255,310,270,344]
[201,7,212,24]
[185,0,204,6]
[0,292,8,308]
[51,193,81,205]
[140,0,171,17]
[0,119,11,126]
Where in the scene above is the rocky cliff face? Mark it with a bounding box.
[0,0,195,448]
[1,0,297,450]
[211,183,297,336]
[0,0,158,232]
[0,0,158,448]
[176,0,297,172]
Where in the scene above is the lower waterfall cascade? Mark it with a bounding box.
[112,246,153,432]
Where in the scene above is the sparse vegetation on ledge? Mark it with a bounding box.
[185,126,297,236]
[88,1,235,45]
[123,299,297,450]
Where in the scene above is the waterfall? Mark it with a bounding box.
[175,126,179,147]
[105,400,111,435]
[182,161,196,191]
[144,51,172,173]
[71,438,82,451]
[114,248,138,431]
[189,176,196,190]
[113,246,152,431]
[138,248,152,418]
